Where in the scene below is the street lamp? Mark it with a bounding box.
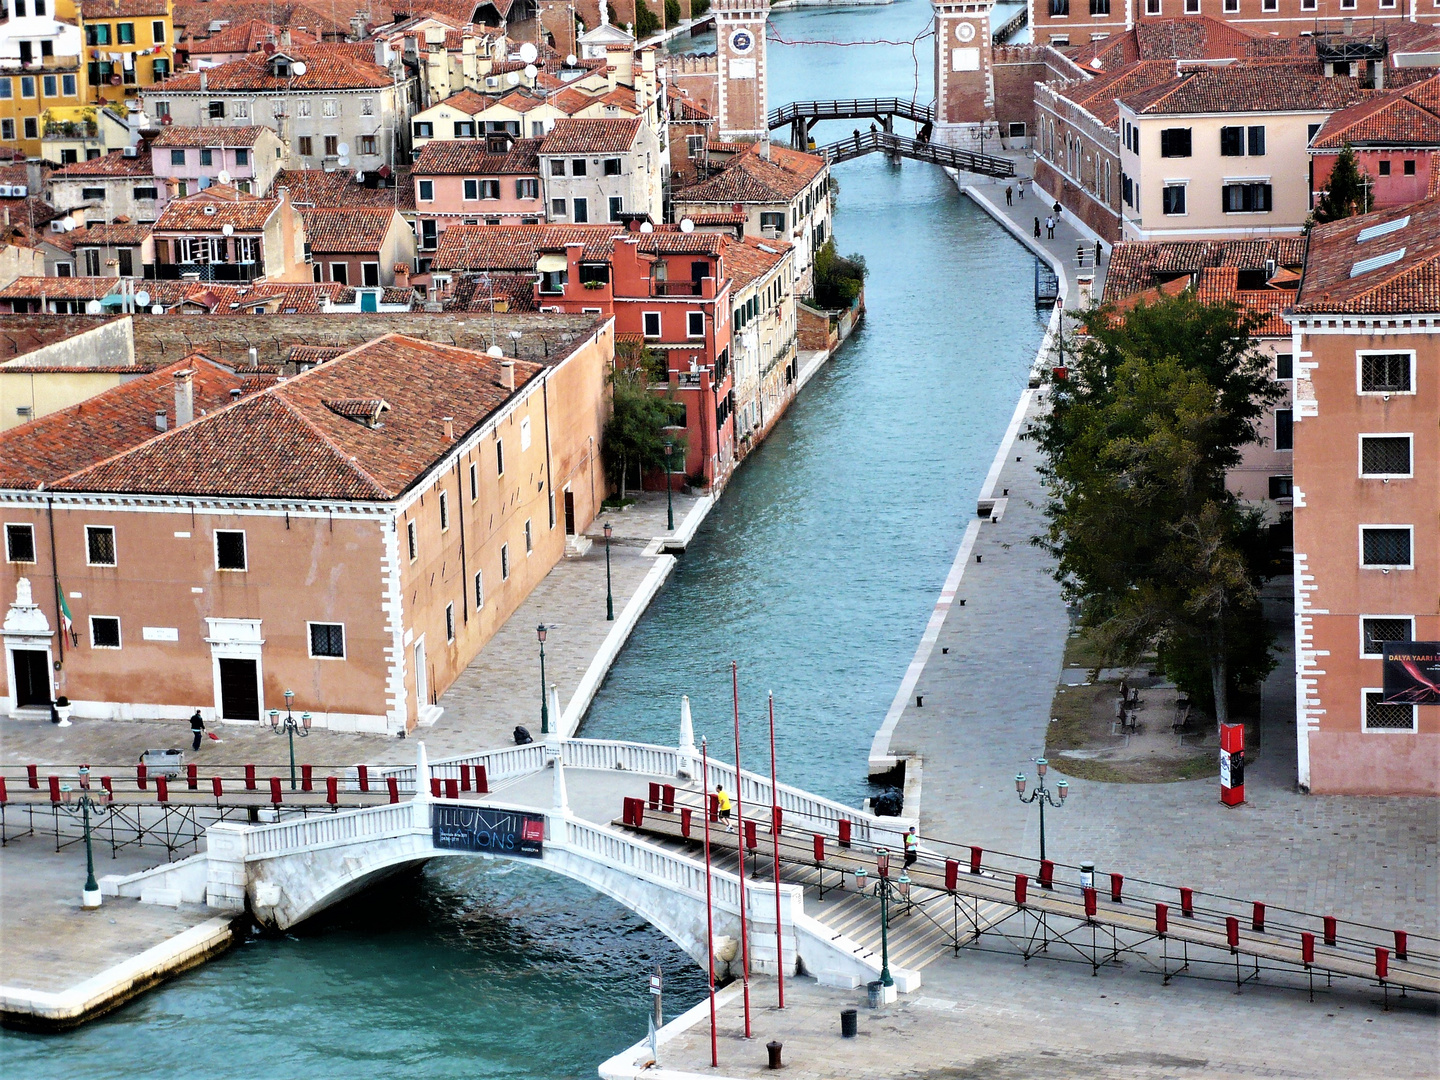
[663,440,675,531]
[59,765,113,908]
[873,848,895,988]
[603,522,614,621]
[537,624,550,735]
[269,688,311,791]
[1015,758,1069,862]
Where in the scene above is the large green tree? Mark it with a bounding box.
[1029,293,1282,724]
[1313,141,1371,224]
[602,347,685,499]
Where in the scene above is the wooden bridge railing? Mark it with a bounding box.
[769,98,935,129]
[817,130,1015,178]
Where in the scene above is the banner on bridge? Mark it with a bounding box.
[1382,642,1440,706]
[432,804,545,857]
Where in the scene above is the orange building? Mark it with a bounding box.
[1288,199,1439,795]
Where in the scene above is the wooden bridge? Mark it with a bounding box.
[815,130,1014,178]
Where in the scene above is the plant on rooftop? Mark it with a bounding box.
[1311,141,1371,226]
[1028,292,1281,726]
[812,238,866,310]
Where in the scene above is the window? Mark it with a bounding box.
[299,136,314,157]
[44,74,57,96]
[1361,527,1412,568]
[520,416,532,451]
[298,101,311,118]
[501,543,510,581]
[1360,435,1412,477]
[0,80,9,100]
[1262,0,1276,8]
[1248,127,1265,156]
[5,523,35,563]
[169,148,186,166]
[551,197,567,218]
[215,530,247,571]
[407,519,418,561]
[322,99,338,118]
[687,311,705,338]
[200,147,213,167]
[1122,175,1134,207]
[87,24,112,45]
[20,77,34,99]
[208,100,225,119]
[360,135,376,155]
[1222,0,1236,10]
[643,311,662,338]
[330,262,348,285]
[603,157,622,176]
[439,490,450,531]
[480,180,500,199]
[233,147,249,167]
[1359,352,1412,393]
[63,73,77,96]
[573,197,588,223]
[153,19,166,42]
[1160,128,1191,157]
[524,519,533,554]
[464,178,479,200]
[420,220,437,249]
[572,158,587,176]
[360,97,375,116]
[90,616,121,649]
[1275,353,1293,380]
[1090,0,1109,12]
[1274,409,1292,451]
[309,622,346,658]
[517,178,539,199]
[1404,159,1417,176]
[414,121,434,138]
[86,526,116,566]
[1050,0,1069,14]
[116,22,135,43]
[1184,0,1199,9]
[81,186,105,202]
[470,462,479,501]
[609,197,624,221]
[496,438,505,475]
[1379,160,1392,176]
[550,158,566,176]
[1,119,12,141]
[1222,183,1272,213]
[1162,184,1186,215]
[418,179,435,202]
[83,248,102,276]
[445,602,455,642]
[1363,690,1416,732]
[1361,618,1412,658]
[474,570,484,608]
[1220,126,1244,156]
[1268,475,1293,499]
[453,121,474,138]
[151,57,169,80]
[324,135,338,157]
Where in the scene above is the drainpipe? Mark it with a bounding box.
[46,497,64,671]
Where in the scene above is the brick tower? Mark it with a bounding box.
[932,0,1001,152]
[714,0,770,142]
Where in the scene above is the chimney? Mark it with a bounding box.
[25,159,43,195]
[500,360,515,390]
[1343,16,1353,34]
[374,39,387,67]
[174,369,195,426]
[280,28,292,49]
[443,416,455,441]
[394,263,410,288]
[200,70,207,93]
[229,388,242,401]
[155,409,168,431]
[248,346,258,368]
[2,207,8,226]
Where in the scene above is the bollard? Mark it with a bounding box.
[772,806,783,835]
[1110,873,1124,903]
[270,777,282,805]
[212,776,223,799]
[680,806,692,839]
[969,846,983,874]
[327,776,339,805]
[27,764,38,789]
[1252,902,1265,934]
[766,1041,783,1070]
[387,776,400,804]
[745,820,757,851]
[1301,932,1315,966]
[1395,930,1408,961]
[137,762,148,790]
[662,784,675,813]
[357,764,370,792]
[1376,947,1389,981]
[945,859,958,892]
[48,775,60,803]
[1155,903,1168,937]
[1226,917,1239,952]
[1323,916,1337,947]
[102,776,113,796]
[840,1008,858,1038]
[244,764,256,791]
[1180,887,1194,918]
[707,793,717,823]
[648,782,660,811]
[1014,873,1028,907]
[156,775,169,803]
[475,765,489,794]
[187,763,198,790]
[837,818,851,847]
[1083,886,1097,919]
[813,834,825,862]
[430,777,441,798]
[1039,859,1054,890]
[445,777,458,800]
[461,764,471,792]
[301,764,313,793]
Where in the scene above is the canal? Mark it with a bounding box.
[1,4,1044,1076]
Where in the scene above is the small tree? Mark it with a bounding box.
[602,349,686,499]
[633,0,661,39]
[1314,142,1371,224]
[812,239,867,309]
[665,0,681,25]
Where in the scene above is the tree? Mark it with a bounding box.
[602,348,686,499]
[812,239,867,309]
[1313,141,1370,224]
[665,0,681,26]
[633,0,661,39]
[1029,293,1282,725]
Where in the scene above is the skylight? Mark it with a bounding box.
[1356,215,1408,243]
[1350,248,1406,278]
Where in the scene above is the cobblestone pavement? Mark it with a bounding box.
[0,492,698,773]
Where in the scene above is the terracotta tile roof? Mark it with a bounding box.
[0,356,249,491]
[0,221,69,254]
[591,87,642,115]
[1293,196,1440,315]
[50,335,548,501]
[446,272,536,312]
[426,87,494,116]
[172,0,356,40]
[288,345,348,365]
[185,281,350,313]
[1131,64,1364,115]
[299,207,399,252]
[539,117,643,156]
[82,0,170,16]
[674,144,827,205]
[0,276,118,301]
[155,187,279,232]
[687,211,745,226]
[160,47,392,92]
[51,146,154,179]
[1311,76,1440,149]
[672,96,713,122]
[151,125,271,148]
[191,18,318,54]
[432,223,621,269]
[72,222,153,245]
[636,231,723,257]
[1069,16,1313,70]
[276,167,416,210]
[721,234,791,291]
[1103,238,1306,301]
[412,138,541,176]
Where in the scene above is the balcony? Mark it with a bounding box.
[43,120,99,139]
[147,262,265,282]
[651,279,710,297]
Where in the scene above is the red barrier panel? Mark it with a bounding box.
[1156,903,1169,937]
[1226,917,1239,952]
[1395,930,1409,961]
[460,764,471,792]
[212,776,223,798]
[0,776,6,804]
[1302,932,1315,966]
[1323,916,1337,947]
[1014,873,1028,907]
[1110,873,1124,903]
[662,784,675,813]
[137,763,148,790]
[1180,887,1194,918]
[27,764,38,789]
[270,777,282,805]
[1376,947,1389,981]
[1252,902,1265,934]
[156,775,169,803]
[772,806,783,835]
[1039,859,1054,889]
[745,820,757,850]
[680,807,692,839]
[102,776,113,796]
[945,859,958,892]
[813,834,825,863]
[358,764,370,792]
[48,775,60,803]
[387,777,399,804]
[622,798,635,826]
[476,765,489,795]
[187,763,198,790]
[1083,887,1097,918]
[445,778,458,800]
[429,777,441,798]
[302,765,314,793]
[838,819,851,847]
[327,776,338,805]
[707,793,718,822]
[648,782,660,811]
[970,846,983,874]
[244,765,256,791]
[634,800,644,829]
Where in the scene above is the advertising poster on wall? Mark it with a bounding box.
[1382,642,1440,706]
[432,804,545,857]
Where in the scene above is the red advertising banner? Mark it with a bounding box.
[1382,642,1440,706]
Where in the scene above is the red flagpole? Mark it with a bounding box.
[732,661,752,1039]
[702,736,718,1068]
[769,691,785,1009]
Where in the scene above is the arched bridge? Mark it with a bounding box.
[817,130,1014,178]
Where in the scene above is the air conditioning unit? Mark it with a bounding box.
[123,145,138,157]
[13,184,26,196]
[485,76,499,88]
[0,185,12,197]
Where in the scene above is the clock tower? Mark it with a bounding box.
[933,0,1001,152]
[714,0,770,142]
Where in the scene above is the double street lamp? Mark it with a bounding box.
[537,624,550,735]
[59,765,113,909]
[269,688,311,791]
[858,848,909,991]
[663,441,675,531]
[603,522,614,621]
[1015,758,1068,861]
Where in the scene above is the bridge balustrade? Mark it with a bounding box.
[241,801,419,859]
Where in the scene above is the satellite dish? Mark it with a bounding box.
[507,71,521,85]
[486,345,504,357]
[151,305,163,315]
[524,64,538,80]
[679,217,695,233]
[86,300,103,314]
[291,61,307,75]
[518,42,538,63]
[222,223,234,236]
[337,156,351,167]
[217,169,232,185]
[135,290,151,308]
[566,53,577,66]
[337,142,350,157]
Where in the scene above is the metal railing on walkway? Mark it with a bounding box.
[816,131,1015,178]
[768,98,936,129]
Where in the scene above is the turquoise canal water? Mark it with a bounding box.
[2,5,1044,1075]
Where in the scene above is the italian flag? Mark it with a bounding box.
[58,590,74,636]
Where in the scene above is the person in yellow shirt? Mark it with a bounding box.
[903,826,919,869]
[716,784,733,831]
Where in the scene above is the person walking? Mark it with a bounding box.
[1005,185,1013,206]
[716,783,733,831]
[903,826,919,869]
[1095,239,1103,266]
[853,127,861,149]
[1053,200,1063,218]
[1045,215,1056,239]
[1033,217,1041,238]
[190,709,206,751]
[1018,177,1027,199]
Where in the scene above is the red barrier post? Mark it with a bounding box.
[1014,873,1028,907]
[1226,917,1239,952]
[1083,887,1097,919]
[0,776,6,804]
[27,764,38,789]
[301,764,314,793]
[945,859,959,892]
[1039,859,1054,889]
[430,777,441,798]
[187,763,198,790]
[475,765,489,795]
[969,846,983,874]
[156,775,169,803]
[662,784,675,813]
[48,775,60,803]
[1180,887,1194,918]
[137,762,148,790]
[1376,947,1389,981]
[771,806,783,835]
[212,776,223,799]
[622,797,635,826]
[357,764,370,792]
[648,782,661,811]
[1110,873,1124,903]
[1252,902,1265,933]
[1156,903,1169,937]
[101,775,113,796]
[813,834,825,862]
[680,806,692,839]
[1301,932,1315,966]
[445,777,458,800]
[387,776,399,804]
[837,818,851,847]
[327,776,339,805]
[707,793,718,822]
[461,764,471,792]
[634,800,644,829]
[1323,916,1337,946]
[270,777,282,805]
[744,820,757,851]
[244,764,256,791]
[1395,931,1409,961]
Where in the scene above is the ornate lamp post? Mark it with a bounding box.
[59,765,113,908]
[537,624,550,735]
[663,440,675,531]
[269,688,311,791]
[1015,758,1068,861]
[874,848,894,988]
[603,521,614,621]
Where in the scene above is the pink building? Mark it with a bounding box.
[1310,75,1440,213]
[412,138,543,254]
[150,126,286,198]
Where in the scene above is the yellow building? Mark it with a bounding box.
[0,0,89,159]
[79,0,174,106]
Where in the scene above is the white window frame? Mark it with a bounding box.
[501,542,510,581]
[525,518,533,554]
[89,615,122,649]
[642,311,662,338]
[1360,687,1418,734]
[4,522,36,563]
[1358,615,1414,659]
[687,311,705,339]
[520,416,532,451]
[407,518,418,562]
[1358,432,1414,478]
[469,461,479,501]
[439,490,450,531]
[85,524,116,567]
[445,602,455,642]
[1358,524,1414,570]
[306,621,347,659]
[418,179,435,202]
[474,569,484,609]
[214,529,248,571]
[496,437,505,476]
[1356,349,1416,396]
